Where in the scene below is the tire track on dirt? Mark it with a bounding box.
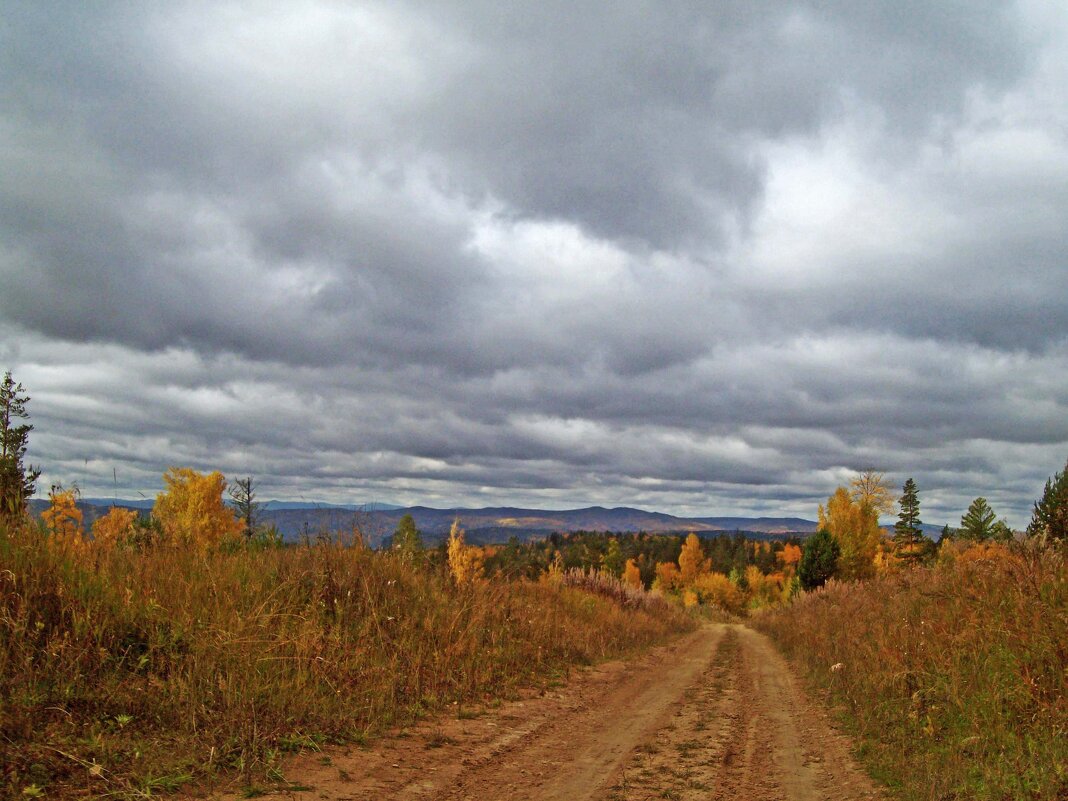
[205,623,884,801]
[434,624,725,801]
[606,624,882,801]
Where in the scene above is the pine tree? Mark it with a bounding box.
[990,519,1014,542]
[392,513,424,560]
[228,476,260,539]
[959,497,997,541]
[1027,458,1068,541]
[798,528,839,590]
[893,478,928,564]
[0,371,42,521]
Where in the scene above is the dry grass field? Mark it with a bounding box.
[0,521,692,799]
[754,541,1067,800]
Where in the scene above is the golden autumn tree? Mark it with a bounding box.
[447,518,484,585]
[779,543,802,571]
[622,557,642,589]
[42,485,83,549]
[745,564,782,608]
[91,506,138,549]
[849,469,895,515]
[692,572,746,614]
[154,467,242,549]
[678,532,710,584]
[654,561,682,592]
[818,486,881,581]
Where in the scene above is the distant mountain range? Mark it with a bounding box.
[28,498,819,545]
[73,497,405,512]
[26,497,949,547]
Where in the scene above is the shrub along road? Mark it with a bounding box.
[209,623,884,800]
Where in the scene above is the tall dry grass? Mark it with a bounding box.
[753,540,1067,800]
[0,521,692,798]
[554,566,671,612]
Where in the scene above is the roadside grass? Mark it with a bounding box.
[0,521,693,799]
[753,540,1067,800]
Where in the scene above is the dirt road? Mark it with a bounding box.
[245,624,884,800]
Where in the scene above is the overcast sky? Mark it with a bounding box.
[3,2,1067,527]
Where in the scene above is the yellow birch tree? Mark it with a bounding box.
[818,486,881,580]
[447,518,484,585]
[154,467,242,549]
[678,532,710,584]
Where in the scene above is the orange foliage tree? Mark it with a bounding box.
[818,486,881,581]
[91,506,138,549]
[692,572,746,614]
[42,486,83,549]
[622,557,643,589]
[154,467,242,549]
[779,543,802,571]
[654,561,682,592]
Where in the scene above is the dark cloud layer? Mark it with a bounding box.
[2,2,1067,527]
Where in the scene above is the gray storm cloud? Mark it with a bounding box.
[2,1,1066,527]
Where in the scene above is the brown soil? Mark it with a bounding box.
[203,624,884,800]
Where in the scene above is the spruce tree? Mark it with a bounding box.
[959,497,996,541]
[0,372,41,521]
[1027,458,1068,541]
[392,513,424,560]
[990,519,1014,542]
[893,478,927,564]
[798,528,839,590]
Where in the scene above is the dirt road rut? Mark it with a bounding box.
[245,624,884,800]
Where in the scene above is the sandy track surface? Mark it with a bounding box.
[208,624,884,800]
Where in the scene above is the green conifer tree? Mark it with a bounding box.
[959,497,996,541]
[1027,458,1068,541]
[392,513,424,560]
[798,528,839,590]
[893,478,929,564]
[0,372,41,521]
